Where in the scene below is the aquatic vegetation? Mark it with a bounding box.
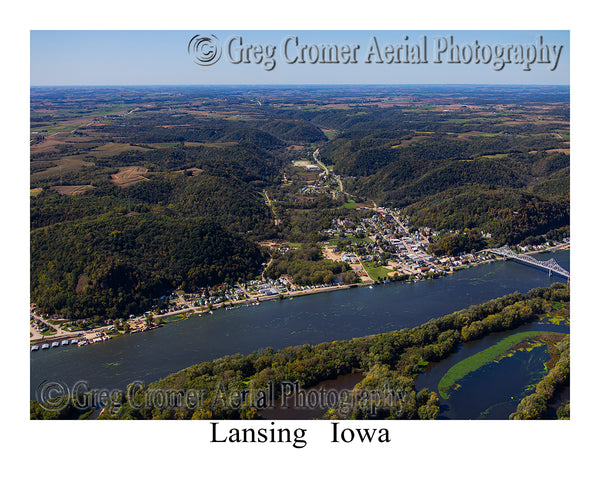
[437,331,564,399]
[538,315,569,326]
[158,313,188,323]
[495,338,545,363]
[510,335,570,419]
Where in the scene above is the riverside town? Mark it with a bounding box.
[30,65,570,421]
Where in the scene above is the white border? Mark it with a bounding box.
[5,0,597,477]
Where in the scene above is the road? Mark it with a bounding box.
[323,244,373,282]
[30,311,71,336]
[389,212,441,272]
[30,309,118,345]
[313,148,346,195]
[312,148,329,175]
[262,257,274,281]
[263,190,281,225]
[30,326,43,341]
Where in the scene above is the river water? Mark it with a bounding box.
[414,320,569,419]
[30,250,569,401]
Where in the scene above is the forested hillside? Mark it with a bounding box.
[316,99,569,245]
[31,140,283,318]
[31,214,265,319]
[30,85,569,319]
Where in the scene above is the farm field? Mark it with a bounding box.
[111,166,150,187]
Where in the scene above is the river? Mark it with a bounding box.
[30,249,569,400]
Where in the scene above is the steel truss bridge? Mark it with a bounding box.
[490,246,570,279]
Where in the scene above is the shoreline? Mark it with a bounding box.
[29,283,368,348]
[30,243,569,349]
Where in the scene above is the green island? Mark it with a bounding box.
[438,330,567,399]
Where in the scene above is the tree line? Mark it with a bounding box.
[510,334,570,420]
[264,244,359,286]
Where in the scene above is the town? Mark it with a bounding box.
[30,195,569,353]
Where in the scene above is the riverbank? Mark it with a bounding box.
[29,283,367,349]
[30,245,569,350]
[30,249,571,399]
[159,282,364,314]
[84,284,568,420]
[449,240,570,274]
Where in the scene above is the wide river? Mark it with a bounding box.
[30,250,569,400]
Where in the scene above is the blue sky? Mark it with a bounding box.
[30,30,569,86]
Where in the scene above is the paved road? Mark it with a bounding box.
[30,312,70,336]
[389,212,440,272]
[313,148,346,195]
[30,326,43,341]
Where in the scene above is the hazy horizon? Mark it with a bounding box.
[30,83,570,88]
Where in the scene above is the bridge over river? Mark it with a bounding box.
[490,246,570,279]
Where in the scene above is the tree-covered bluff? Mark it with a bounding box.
[31,214,265,319]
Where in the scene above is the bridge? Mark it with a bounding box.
[490,246,570,279]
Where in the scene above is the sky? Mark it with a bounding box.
[30,30,569,86]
